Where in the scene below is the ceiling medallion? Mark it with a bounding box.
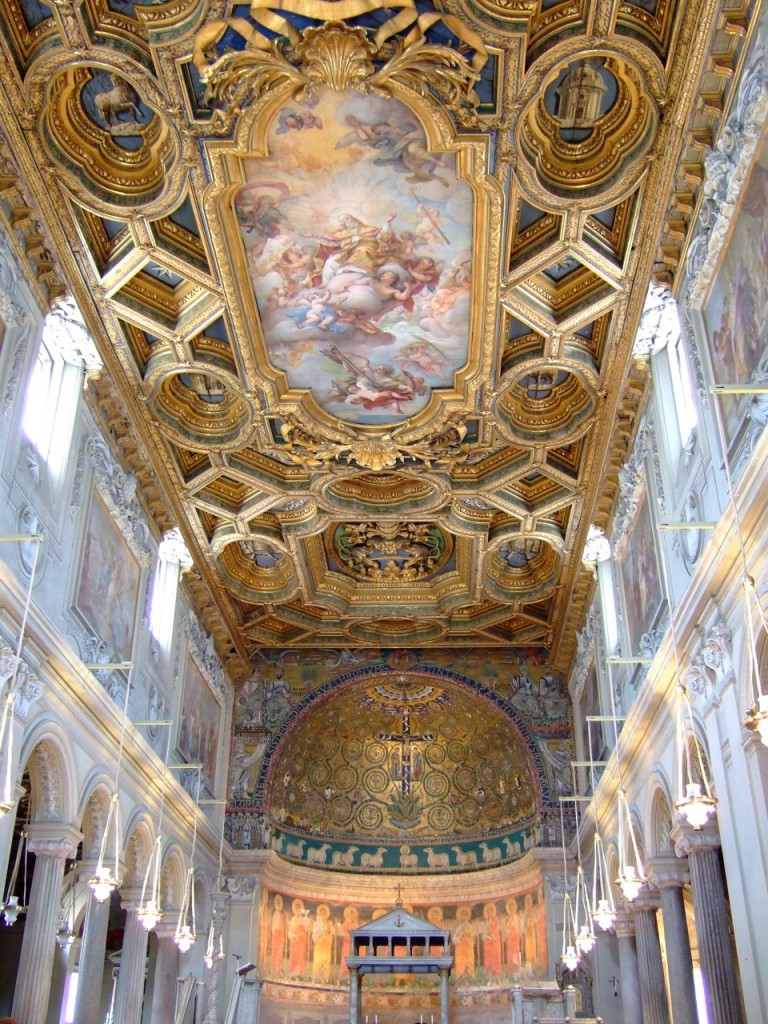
[518,53,656,200]
[42,66,177,205]
[330,521,451,582]
[494,365,595,445]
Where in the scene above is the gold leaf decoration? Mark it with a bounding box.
[294,23,377,94]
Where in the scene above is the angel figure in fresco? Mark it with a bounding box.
[336,114,451,187]
[732,258,761,380]
[276,107,324,133]
[395,339,451,380]
[237,183,292,242]
[322,347,427,413]
[412,203,449,245]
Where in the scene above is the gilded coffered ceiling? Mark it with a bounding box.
[0,0,747,674]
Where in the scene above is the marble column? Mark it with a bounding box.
[73,859,114,1024]
[113,888,151,1024]
[11,822,81,1024]
[149,923,180,1024]
[439,967,450,1024]
[615,912,643,1024]
[673,818,745,1024]
[632,891,671,1024]
[203,889,231,1024]
[648,856,697,1024]
[348,965,361,1024]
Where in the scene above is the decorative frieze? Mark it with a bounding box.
[611,426,651,559]
[183,614,227,700]
[686,27,768,306]
[225,875,259,899]
[0,641,43,722]
[43,297,102,374]
[685,620,735,711]
[569,606,601,702]
[70,433,151,565]
[0,233,27,327]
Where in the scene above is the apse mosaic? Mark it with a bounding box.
[227,650,573,863]
[269,678,537,838]
[235,88,473,425]
[257,887,549,989]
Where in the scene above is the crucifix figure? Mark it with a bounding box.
[378,712,434,794]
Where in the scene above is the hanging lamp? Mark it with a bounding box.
[175,769,201,953]
[137,726,173,931]
[87,671,134,903]
[0,535,43,816]
[204,796,227,968]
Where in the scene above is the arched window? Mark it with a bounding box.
[20,298,101,481]
[149,528,192,651]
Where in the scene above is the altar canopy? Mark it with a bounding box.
[345,907,454,1024]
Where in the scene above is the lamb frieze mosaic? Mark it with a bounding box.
[0,0,745,663]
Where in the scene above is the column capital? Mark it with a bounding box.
[614,911,636,939]
[647,856,690,890]
[119,886,148,910]
[671,816,721,859]
[632,890,662,913]
[26,822,81,859]
[211,888,232,916]
[153,921,180,941]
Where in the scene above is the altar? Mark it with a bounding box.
[344,904,454,1024]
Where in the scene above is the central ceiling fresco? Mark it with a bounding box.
[0,0,734,676]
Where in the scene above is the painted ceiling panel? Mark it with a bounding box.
[0,0,741,676]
